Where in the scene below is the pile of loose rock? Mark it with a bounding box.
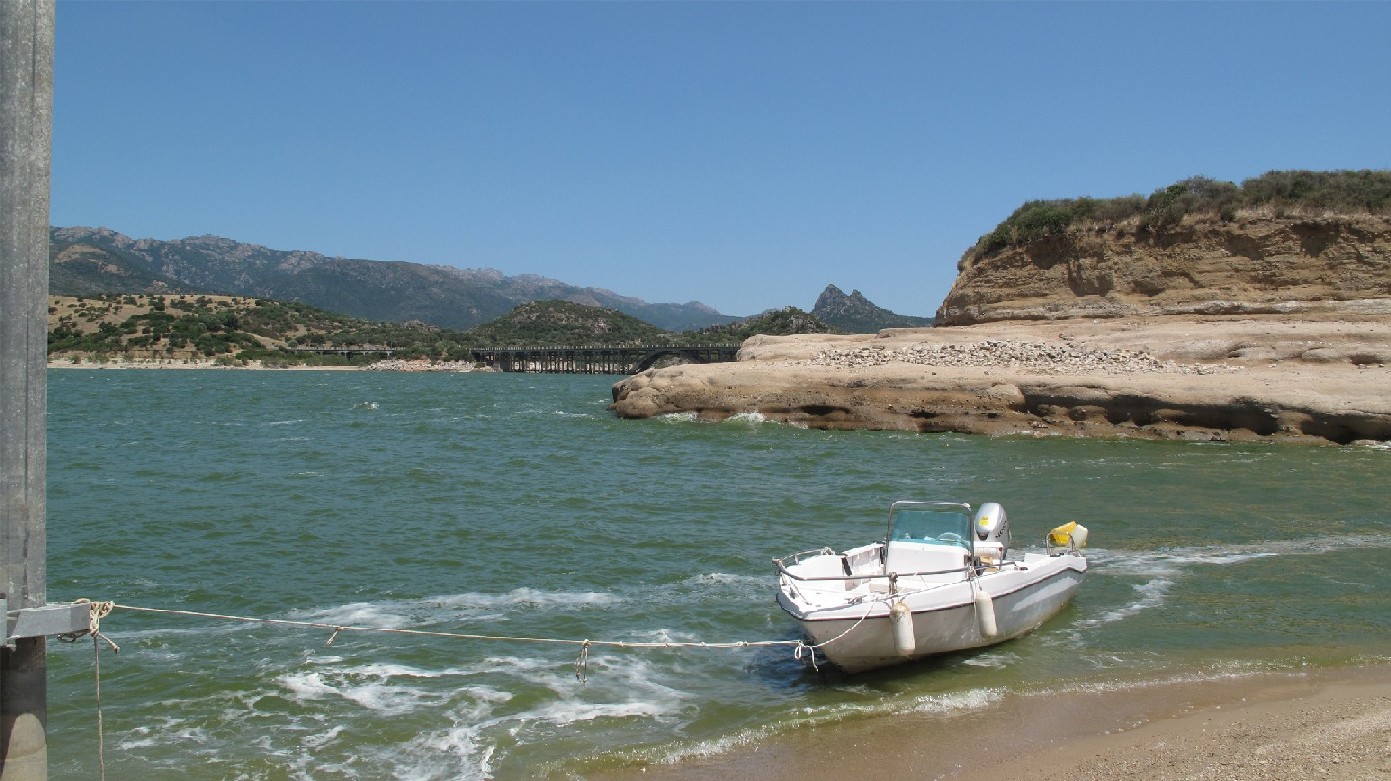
[803,339,1236,375]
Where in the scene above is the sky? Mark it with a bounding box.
[51,2,1391,319]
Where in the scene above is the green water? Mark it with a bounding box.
[43,370,1391,779]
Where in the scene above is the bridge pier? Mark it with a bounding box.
[468,345,740,375]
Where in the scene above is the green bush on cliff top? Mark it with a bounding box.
[961,169,1391,268]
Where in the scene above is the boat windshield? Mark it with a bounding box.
[886,501,974,552]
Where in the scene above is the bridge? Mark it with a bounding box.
[468,344,741,374]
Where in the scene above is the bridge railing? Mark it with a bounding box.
[469,344,741,374]
[281,344,742,374]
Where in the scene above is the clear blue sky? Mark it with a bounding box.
[52,1,1391,318]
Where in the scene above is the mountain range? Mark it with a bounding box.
[48,226,931,332]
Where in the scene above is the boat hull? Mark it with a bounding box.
[778,555,1085,673]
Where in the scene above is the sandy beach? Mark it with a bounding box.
[591,666,1391,781]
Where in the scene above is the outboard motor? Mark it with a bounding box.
[972,503,1010,561]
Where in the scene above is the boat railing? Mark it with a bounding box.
[773,553,1027,584]
[773,555,971,583]
[777,547,838,566]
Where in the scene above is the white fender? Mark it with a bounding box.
[890,600,915,656]
[973,579,998,639]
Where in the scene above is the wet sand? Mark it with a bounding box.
[590,666,1391,781]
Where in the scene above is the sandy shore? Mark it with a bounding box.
[590,666,1391,781]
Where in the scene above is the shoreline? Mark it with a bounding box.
[589,664,1391,781]
[45,358,497,372]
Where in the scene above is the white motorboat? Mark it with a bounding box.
[774,501,1087,673]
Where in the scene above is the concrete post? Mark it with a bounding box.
[1,0,54,779]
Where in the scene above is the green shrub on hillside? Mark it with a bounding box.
[961,169,1391,268]
[686,307,833,342]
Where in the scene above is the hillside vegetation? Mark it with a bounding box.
[47,295,833,366]
[48,227,737,332]
[48,294,478,366]
[466,301,670,346]
[691,307,834,342]
[961,169,1391,269]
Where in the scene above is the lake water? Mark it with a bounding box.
[43,370,1391,780]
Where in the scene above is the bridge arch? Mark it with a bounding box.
[467,344,740,374]
[634,348,710,373]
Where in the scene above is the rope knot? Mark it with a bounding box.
[574,639,592,684]
[60,598,120,654]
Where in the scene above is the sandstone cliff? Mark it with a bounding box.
[937,213,1391,325]
[611,210,1391,444]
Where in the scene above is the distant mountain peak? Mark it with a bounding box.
[811,283,934,333]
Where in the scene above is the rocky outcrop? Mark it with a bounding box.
[611,315,1391,445]
[936,214,1391,325]
[611,205,1391,445]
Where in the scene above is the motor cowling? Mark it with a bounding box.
[972,503,1010,558]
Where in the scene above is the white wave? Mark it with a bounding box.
[627,627,706,645]
[530,697,675,727]
[287,601,408,629]
[726,412,767,424]
[280,589,620,638]
[365,655,688,781]
[1091,533,1391,578]
[300,724,345,750]
[276,665,477,716]
[1079,577,1175,628]
[428,587,621,612]
[689,571,768,588]
[277,671,337,702]
[960,651,1021,669]
[622,723,773,767]
[657,411,698,423]
[1075,534,1391,629]
[906,686,999,715]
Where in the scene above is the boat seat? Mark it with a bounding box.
[882,541,970,584]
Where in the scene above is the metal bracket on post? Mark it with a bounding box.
[4,600,92,646]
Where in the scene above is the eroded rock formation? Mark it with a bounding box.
[612,212,1391,445]
[936,214,1391,325]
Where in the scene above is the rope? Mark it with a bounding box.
[57,594,897,776]
[574,639,592,683]
[109,603,806,652]
[59,599,119,781]
[792,592,895,670]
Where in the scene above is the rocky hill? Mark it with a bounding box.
[937,212,1391,325]
[937,171,1391,325]
[46,293,480,366]
[611,170,1391,445]
[465,300,670,346]
[811,284,934,331]
[48,227,737,332]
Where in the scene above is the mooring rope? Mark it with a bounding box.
[109,603,808,652]
[59,599,120,781]
[61,596,891,772]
